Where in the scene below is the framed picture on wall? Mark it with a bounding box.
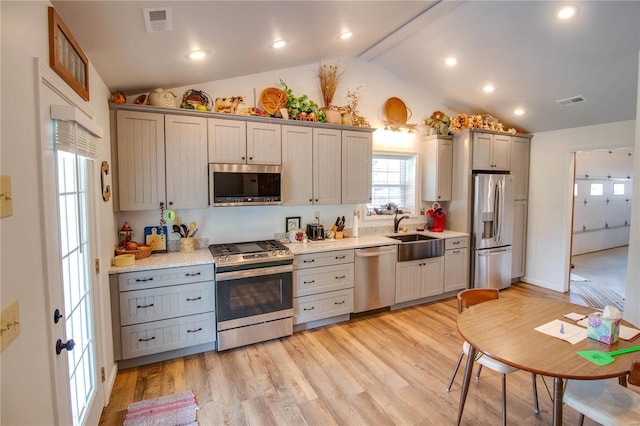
[48,7,90,101]
[286,216,301,232]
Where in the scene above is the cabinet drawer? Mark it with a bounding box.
[119,264,214,292]
[293,249,354,269]
[294,288,353,324]
[121,312,216,359]
[294,264,354,297]
[445,237,468,250]
[120,281,215,326]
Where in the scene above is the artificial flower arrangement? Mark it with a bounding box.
[450,113,517,134]
[424,110,451,135]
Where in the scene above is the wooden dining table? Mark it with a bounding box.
[455,297,639,425]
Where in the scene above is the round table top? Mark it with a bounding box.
[457,297,638,380]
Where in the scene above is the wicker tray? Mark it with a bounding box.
[115,245,152,260]
[384,97,411,124]
[260,87,288,115]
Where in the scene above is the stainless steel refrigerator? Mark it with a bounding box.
[471,174,515,289]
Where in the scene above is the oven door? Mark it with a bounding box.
[216,264,293,325]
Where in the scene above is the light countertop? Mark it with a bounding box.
[108,248,214,274]
[108,230,469,274]
[285,230,467,255]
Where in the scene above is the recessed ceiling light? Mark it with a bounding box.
[271,39,286,49]
[185,49,211,60]
[444,57,458,66]
[483,84,495,93]
[339,31,353,40]
[514,108,526,116]
[557,6,577,20]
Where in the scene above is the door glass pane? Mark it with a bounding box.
[57,150,95,425]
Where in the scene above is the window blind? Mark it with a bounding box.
[55,120,98,160]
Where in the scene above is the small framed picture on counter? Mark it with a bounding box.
[286,216,300,232]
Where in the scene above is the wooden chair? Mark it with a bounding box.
[446,288,539,426]
[563,359,640,425]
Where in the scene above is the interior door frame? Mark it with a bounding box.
[35,59,105,425]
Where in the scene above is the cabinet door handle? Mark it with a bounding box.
[335,275,346,280]
[138,336,155,342]
[185,272,201,277]
[186,297,202,302]
[187,327,203,333]
[303,259,315,263]
[453,241,460,245]
[452,250,460,254]
[135,277,154,282]
[335,255,346,259]
[334,300,345,305]
[303,280,315,284]
[137,303,154,309]
[303,306,315,311]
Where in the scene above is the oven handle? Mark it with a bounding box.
[216,264,293,282]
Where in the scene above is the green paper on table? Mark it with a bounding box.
[577,346,640,366]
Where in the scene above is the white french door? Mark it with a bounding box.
[56,150,98,425]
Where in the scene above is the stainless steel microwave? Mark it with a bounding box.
[209,164,283,206]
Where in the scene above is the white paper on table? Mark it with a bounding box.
[534,319,588,344]
[563,312,587,322]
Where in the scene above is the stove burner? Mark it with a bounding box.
[209,239,292,268]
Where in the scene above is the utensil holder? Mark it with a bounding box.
[179,237,195,253]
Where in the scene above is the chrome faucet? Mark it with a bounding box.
[394,211,410,233]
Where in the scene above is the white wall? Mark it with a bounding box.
[117,58,438,245]
[526,120,636,293]
[0,2,115,424]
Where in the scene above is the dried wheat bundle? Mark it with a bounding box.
[318,64,344,108]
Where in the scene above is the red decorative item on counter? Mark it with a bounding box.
[426,202,446,232]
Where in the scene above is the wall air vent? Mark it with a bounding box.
[556,95,586,106]
[143,7,172,33]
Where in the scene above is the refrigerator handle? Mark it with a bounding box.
[496,180,505,243]
[493,182,500,243]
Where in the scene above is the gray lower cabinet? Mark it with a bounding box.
[443,237,469,292]
[395,256,445,303]
[110,264,216,363]
[293,249,354,325]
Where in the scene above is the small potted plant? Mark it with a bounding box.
[424,110,451,135]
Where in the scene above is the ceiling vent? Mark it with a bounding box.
[556,95,586,106]
[143,7,172,33]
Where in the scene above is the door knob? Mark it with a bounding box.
[56,338,75,355]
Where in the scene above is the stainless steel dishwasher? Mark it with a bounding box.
[354,245,397,313]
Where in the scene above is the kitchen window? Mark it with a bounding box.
[367,152,417,217]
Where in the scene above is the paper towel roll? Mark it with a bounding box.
[352,214,359,237]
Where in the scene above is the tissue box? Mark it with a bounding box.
[586,314,621,345]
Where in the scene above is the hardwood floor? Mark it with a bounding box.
[100,283,602,425]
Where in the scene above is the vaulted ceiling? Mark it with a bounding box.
[51,1,640,133]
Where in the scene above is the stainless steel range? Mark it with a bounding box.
[210,240,293,351]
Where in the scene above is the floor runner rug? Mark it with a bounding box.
[571,284,624,312]
[124,391,198,426]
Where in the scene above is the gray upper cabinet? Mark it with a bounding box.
[207,118,281,165]
[282,125,314,205]
[207,118,247,164]
[313,128,342,205]
[422,135,453,202]
[472,132,511,171]
[341,130,372,204]
[116,110,165,211]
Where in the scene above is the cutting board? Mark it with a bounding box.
[144,226,168,252]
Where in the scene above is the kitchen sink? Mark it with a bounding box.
[386,233,445,262]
